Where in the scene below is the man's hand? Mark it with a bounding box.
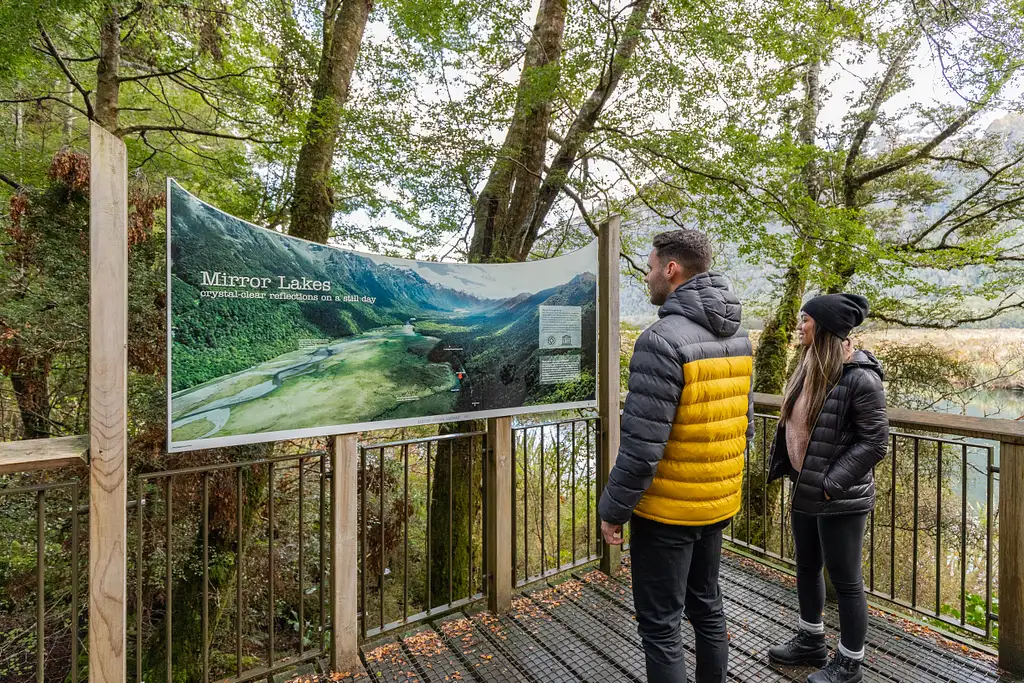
[601,521,624,546]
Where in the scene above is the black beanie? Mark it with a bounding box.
[801,293,869,340]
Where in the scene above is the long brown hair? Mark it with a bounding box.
[780,323,847,430]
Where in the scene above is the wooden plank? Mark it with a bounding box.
[1000,442,1024,676]
[88,122,128,683]
[0,435,88,475]
[486,416,513,613]
[331,434,363,673]
[754,393,1024,444]
[597,215,621,575]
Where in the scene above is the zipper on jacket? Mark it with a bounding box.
[789,382,840,505]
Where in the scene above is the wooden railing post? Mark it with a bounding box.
[598,215,622,576]
[88,122,128,683]
[486,416,513,613]
[1000,440,1024,675]
[331,434,362,672]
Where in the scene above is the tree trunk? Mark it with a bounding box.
[95,2,121,133]
[746,57,822,549]
[516,0,654,259]
[469,0,568,263]
[8,351,52,439]
[428,430,481,608]
[752,57,822,391]
[289,0,373,244]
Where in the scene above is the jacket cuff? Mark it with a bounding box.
[822,475,837,500]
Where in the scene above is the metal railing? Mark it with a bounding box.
[357,430,487,639]
[133,450,330,683]
[512,417,601,587]
[726,411,1001,640]
[0,479,83,683]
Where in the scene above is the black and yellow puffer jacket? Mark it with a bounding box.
[598,273,754,527]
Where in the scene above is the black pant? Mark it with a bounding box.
[630,515,730,683]
[791,511,869,652]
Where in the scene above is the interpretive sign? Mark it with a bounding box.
[167,180,597,451]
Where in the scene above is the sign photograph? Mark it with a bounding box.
[167,180,597,451]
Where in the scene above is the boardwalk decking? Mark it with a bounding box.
[293,553,1016,683]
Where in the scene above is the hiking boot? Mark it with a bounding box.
[767,630,828,667]
[807,651,863,683]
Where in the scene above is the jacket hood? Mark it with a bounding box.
[845,349,884,380]
[658,272,742,338]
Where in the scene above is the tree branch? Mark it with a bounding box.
[37,22,94,121]
[850,69,1015,188]
[115,124,278,144]
[1,174,24,191]
[561,183,649,275]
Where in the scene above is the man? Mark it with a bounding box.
[598,229,754,683]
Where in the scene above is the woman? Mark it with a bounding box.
[766,293,889,683]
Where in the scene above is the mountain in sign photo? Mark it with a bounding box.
[167,181,597,451]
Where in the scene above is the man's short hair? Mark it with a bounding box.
[652,229,712,273]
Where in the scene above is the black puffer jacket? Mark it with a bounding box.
[767,350,889,516]
[598,272,754,527]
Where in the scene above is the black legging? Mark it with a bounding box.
[791,511,869,653]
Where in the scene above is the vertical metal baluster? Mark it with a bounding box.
[961,443,968,626]
[137,479,144,683]
[913,439,920,608]
[37,489,45,683]
[572,421,577,564]
[166,477,173,683]
[890,435,896,600]
[780,428,786,559]
[380,447,386,628]
[448,440,454,605]
[524,430,530,580]
[586,422,591,559]
[268,462,275,665]
[71,482,79,683]
[319,455,326,653]
[469,437,474,596]
[298,458,305,656]
[761,417,767,551]
[512,429,518,587]
[556,422,561,569]
[540,426,546,575]
[404,444,409,621]
[237,468,243,677]
[744,437,751,544]
[870,472,876,592]
[936,442,943,616]
[986,446,994,639]
[426,441,432,611]
[360,447,367,638]
[203,473,210,683]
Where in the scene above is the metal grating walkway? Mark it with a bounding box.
[296,552,1017,683]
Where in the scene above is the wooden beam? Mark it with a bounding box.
[485,416,513,613]
[88,122,128,683]
[753,393,1024,445]
[330,434,363,673]
[598,215,622,576]
[1000,442,1024,675]
[0,435,88,475]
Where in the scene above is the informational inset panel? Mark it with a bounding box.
[540,355,582,385]
[166,179,598,452]
[539,305,582,349]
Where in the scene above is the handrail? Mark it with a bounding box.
[0,434,89,475]
[753,393,1024,445]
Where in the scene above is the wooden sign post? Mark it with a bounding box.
[598,215,622,576]
[88,122,128,683]
[330,434,362,672]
